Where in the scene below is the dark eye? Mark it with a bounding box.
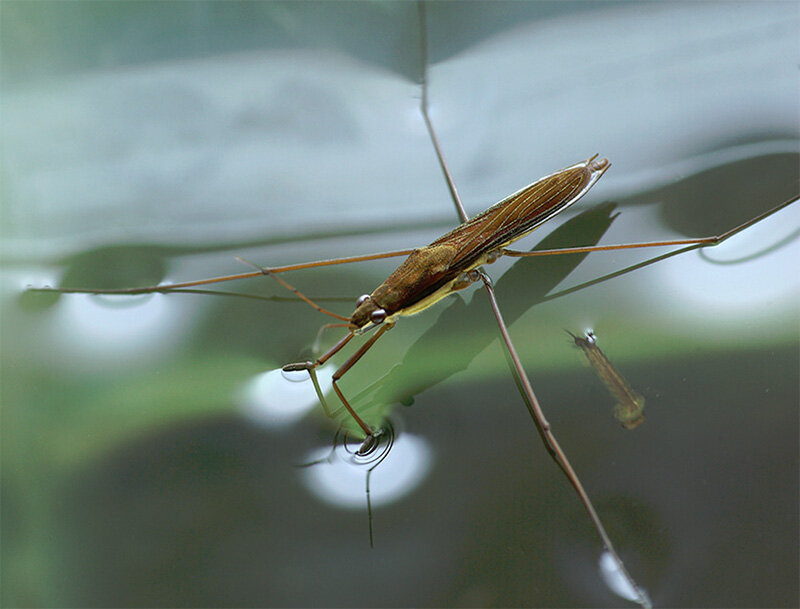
[370,308,386,324]
[356,294,370,306]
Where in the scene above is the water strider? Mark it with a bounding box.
[279,153,611,451]
[41,160,793,453]
[30,4,798,607]
[35,139,796,609]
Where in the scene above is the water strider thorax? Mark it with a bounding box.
[349,242,461,332]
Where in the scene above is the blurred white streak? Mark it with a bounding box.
[659,201,799,331]
[300,434,432,509]
[53,289,190,364]
[599,551,652,607]
[239,366,333,428]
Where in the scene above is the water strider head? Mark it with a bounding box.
[349,293,388,333]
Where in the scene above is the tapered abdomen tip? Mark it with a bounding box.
[589,157,610,172]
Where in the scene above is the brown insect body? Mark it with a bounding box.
[351,155,610,333]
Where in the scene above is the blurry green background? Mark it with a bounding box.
[2,2,798,607]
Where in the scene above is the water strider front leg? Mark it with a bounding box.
[283,330,355,416]
[284,323,394,455]
[329,322,395,454]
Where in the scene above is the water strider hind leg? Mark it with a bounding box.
[502,194,797,259]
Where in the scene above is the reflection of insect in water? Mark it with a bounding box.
[568,330,646,430]
[31,7,798,608]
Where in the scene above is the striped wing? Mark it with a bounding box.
[432,156,609,271]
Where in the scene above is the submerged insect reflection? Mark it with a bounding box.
[568,330,645,430]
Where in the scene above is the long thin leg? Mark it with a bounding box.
[330,323,394,453]
[418,2,467,225]
[40,195,795,299]
[284,322,394,453]
[235,256,351,322]
[35,248,415,296]
[504,194,797,258]
[284,331,357,418]
[477,272,652,608]
[312,322,352,356]
[416,4,650,607]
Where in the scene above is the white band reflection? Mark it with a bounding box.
[659,202,799,326]
[300,433,432,509]
[599,551,652,607]
[54,290,189,363]
[239,366,333,428]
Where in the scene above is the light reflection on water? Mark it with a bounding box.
[599,551,652,607]
[52,288,192,364]
[657,203,799,325]
[300,433,433,509]
[239,366,333,428]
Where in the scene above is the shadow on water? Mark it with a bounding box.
[618,151,799,236]
[350,202,619,419]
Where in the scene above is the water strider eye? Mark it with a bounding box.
[370,309,386,324]
[356,294,370,306]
